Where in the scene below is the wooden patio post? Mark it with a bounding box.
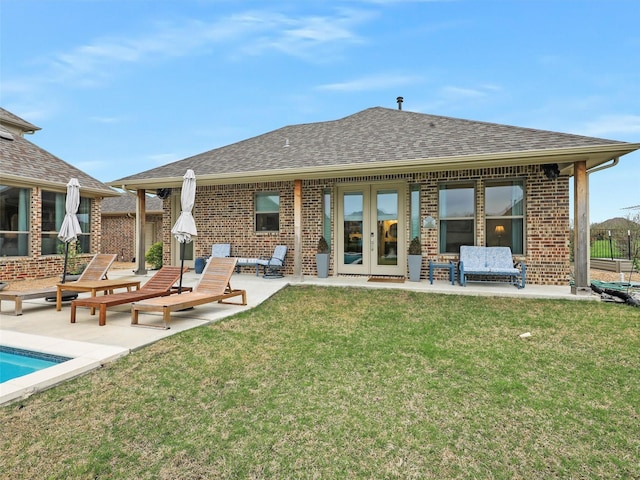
[134,189,147,275]
[294,179,303,280]
[572,160,590,294]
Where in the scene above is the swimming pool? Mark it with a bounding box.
[1,331,130,407]
[0,346,71,383]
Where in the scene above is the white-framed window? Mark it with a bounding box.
[438,183,475,254]
[0,185,30,256]
[255,192,280,232]
[485,179,525,254]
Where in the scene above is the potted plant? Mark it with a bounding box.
[316,236,330,278]
[408,236,422,282]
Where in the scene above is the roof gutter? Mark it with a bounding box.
[109,143,640,191]
[0,173,119,197]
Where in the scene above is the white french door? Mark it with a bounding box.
[337,183,406,276]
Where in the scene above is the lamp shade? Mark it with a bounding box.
[495,225,505,235]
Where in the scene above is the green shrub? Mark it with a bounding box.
[145,242,163,270]
[317,236,329,254]
[57,240,86,274]
[408,236,422,255]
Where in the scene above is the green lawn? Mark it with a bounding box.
[2,286,639,479]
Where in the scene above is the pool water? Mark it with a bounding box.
[0,346,71,383]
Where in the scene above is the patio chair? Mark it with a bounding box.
[211,243,231,258]
[131,257,246,329]
[71,253,118,282]
[46,253,118,302]
[69,266,187,326]
[236,245,288,278]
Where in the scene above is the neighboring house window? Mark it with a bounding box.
[485,180,525,254]
[41,191,91,255]
[255,192,280,232]
[439,183,475,254]
[0,185,30,257]
[323,188,331,246]
[410,184,420,239]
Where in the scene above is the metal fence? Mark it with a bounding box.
[590,228,639,260]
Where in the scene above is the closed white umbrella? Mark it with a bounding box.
[58,178,82,283]
[171,169,197,292]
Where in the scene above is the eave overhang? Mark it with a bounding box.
[109,143,640,191]
[0,173,119,198]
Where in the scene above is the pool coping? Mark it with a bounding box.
[0,330,129,406]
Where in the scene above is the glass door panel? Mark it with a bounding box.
[376,190,398,266]
[343,192,364,267]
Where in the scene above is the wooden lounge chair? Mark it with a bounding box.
[69,266,187,326]
[131,257,246,329]
[72,253,118,282]
[0,253,117,316]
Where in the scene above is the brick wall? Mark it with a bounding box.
[2,167,571,285]
[417,166,570,285]
[165,183,297,273]
[158,167,569,285]
[101,214,162,262]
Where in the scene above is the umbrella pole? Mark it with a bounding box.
[61,242,70,284]
[178,241,186,293]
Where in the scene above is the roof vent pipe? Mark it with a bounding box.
[396,96,403,110]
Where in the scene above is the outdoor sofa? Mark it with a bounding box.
[458,246,526,288]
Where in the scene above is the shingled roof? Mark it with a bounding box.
[111,107,639,190]
[0,107,41,134]
[0,119,116,197]
[101,192,163,214]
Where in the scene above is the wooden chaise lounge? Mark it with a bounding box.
[70,266,187,326]
[131,257,246,329]
[0,253,117,316]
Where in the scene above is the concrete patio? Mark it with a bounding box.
[1,267,594,406]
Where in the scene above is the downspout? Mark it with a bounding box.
[587,157,618,175]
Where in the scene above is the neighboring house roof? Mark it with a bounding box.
[101,192,163,214]
[0,108,116,198]
[0,107,41,134]
[110,107,640,190]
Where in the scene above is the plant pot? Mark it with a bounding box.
[408,255,422,282]
[316,253,330,278]
[60,273,81,282]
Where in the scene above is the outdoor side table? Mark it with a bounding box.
[56,279,141,312]
[428,260,456,285]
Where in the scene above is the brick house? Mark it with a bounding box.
[109,106,639,293]
[101,193,163,262]
[0,107,117,281]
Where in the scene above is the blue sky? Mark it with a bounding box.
[2,0,639,223]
